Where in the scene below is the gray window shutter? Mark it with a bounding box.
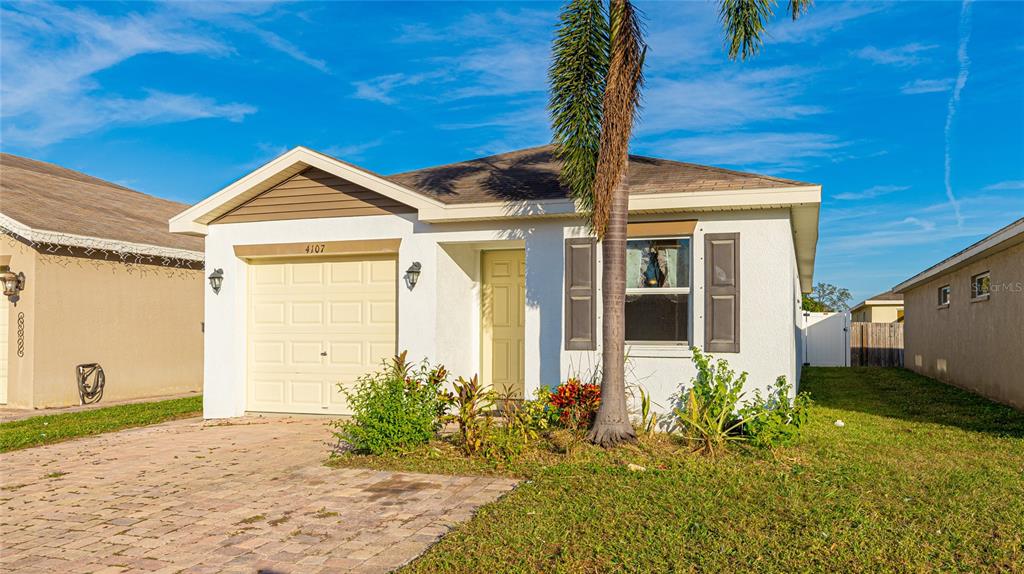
[704,233,740,353]
[565,238,597,351]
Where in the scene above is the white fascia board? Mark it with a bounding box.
[1,213,204,262]
[169,146,445,236]
[417,186,822,223]
[892,217,1024,293]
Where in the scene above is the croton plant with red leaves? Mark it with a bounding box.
[548,377,601,429]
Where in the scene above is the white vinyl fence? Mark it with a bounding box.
[801,312,850,367]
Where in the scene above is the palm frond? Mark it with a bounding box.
[549,0,609,221]
[788,0,812,20]
[719,0,776,61]
[589,0,645,237]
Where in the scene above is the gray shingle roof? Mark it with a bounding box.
[386,145,815,204]
[0,153,202,252]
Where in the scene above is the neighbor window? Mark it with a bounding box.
[937,285,950,307]
[624,237,690,343]
[971,271,990,300]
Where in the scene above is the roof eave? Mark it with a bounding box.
[1,213,204,262]
[892,218,1024,293]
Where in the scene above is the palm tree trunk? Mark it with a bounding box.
[587,177,636,447]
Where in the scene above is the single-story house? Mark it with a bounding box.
[170,145,821,418]
[894,217,1023,409]
[1,153,205,409]
[850,290,904,323]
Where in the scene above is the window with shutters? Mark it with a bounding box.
[624,237,691,344]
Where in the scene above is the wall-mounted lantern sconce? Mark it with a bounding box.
[405,262,422,289]
[208,268,224,294]
[0,265,26,304]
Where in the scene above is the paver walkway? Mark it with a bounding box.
[0,417,517,573]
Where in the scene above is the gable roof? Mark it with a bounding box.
[169,145,820,291]
[387,145,814,204]
[851,290,904,312]
[0,153,203,260]
[893,217,1024,293]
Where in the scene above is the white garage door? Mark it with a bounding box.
[1,295,8,404]
[247,255,397,414]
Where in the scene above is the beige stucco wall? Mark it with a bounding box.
[903,242,1024,409]
[853,304,903,323]
[1,237,38,407]
[1,236,204,408]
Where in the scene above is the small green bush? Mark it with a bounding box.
[333,352,451,455]
[450,375,494,455]
[739,376,813,448]
[673,347,748,455]
[674,348,813,455]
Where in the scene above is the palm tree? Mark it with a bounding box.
[549,0,813,447]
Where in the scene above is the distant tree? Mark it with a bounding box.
[803,283,852,312]
[801,295,828,312]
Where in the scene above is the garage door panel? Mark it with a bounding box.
[250,377,286,405]
[253,265,286,285]
[290,301,324,325]
[248,255,396,415]
[290,263,324,284]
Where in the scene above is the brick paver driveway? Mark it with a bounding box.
[0,417,517,573]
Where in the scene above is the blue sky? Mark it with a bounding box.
[1,1,1022,303]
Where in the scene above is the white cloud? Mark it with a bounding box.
[638,66,825,135]
[834,184,910,201]
[983,180,1024,190]
[855,43,938,66]
[768,2,888,44]
[323,139,385,161]
[901,78,954,95]
[645,132,844,171]
[943,0,974,227]
[352,72,449,105]
[0,1,325,147]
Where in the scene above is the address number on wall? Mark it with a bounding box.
[304,243,326,254]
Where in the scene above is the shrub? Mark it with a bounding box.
[549,378,601,430]
[332,352,450,455]
[633,386,660,437]
[451,375,494,455]
[674,348,814,455]
[739,376,813,448]
[673,347,749,456]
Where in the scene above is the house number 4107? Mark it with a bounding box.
[304,243,325,254]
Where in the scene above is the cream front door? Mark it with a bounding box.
[247,255,397,414]
[481,250,525,398]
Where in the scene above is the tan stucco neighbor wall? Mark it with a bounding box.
[852,305,903,323]
[1,237,204,408]
[903,242,1024,409]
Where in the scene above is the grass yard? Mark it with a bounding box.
[0,395,203,453]
[330,368,1024,573]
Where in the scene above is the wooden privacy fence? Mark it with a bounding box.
[850,322,904,367]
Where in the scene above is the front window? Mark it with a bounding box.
[625,237,690,343]
[971,271,990,300]
[937,285,950,307]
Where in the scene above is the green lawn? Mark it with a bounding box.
[0,395,202,453]
[330,368,1024,573]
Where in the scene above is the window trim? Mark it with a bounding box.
[970,271,991,302]
[937,284,950,308]
[624,235,692,345]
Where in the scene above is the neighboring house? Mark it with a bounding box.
[893,217,1024,409]
[170,146,820,418]
[0,154,205,409]
[850,290,904,323]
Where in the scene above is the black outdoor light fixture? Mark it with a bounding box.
[405,261,422,289]
[208,268,224,294]
[0,265,26,304]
